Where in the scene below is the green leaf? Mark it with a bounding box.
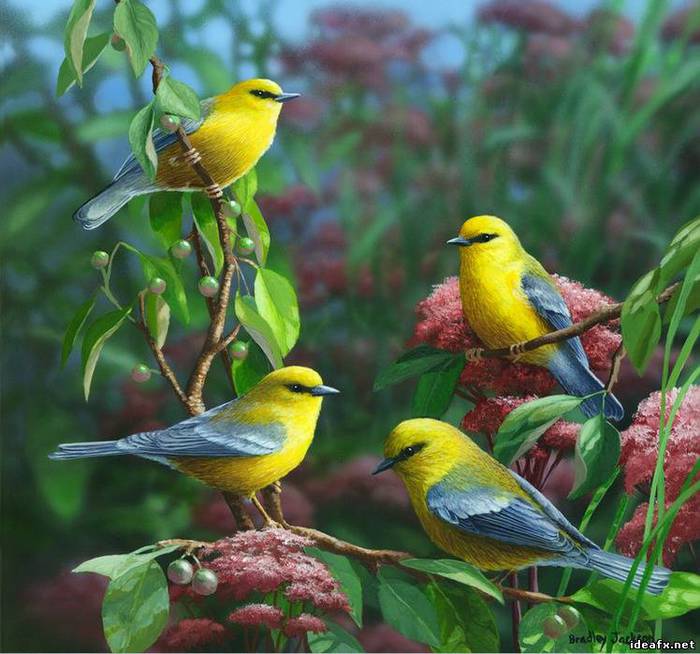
[81,307,131,401]
[307,548,363,627]
[233,168,258,211]
[149,192,183,251]
[401,558,503,604]
[144,294,170,349]
[61,296,96,367]
[377,569,440,648]
[374,345,456,391]
[242,200,270,266]
[191,193,224,275]
[519,603,591,653]
[426,580,500,653]
[308,620,364,653]
[63,0,96,85]
[411,356,463,418]
[657,216,700,288]
[56,32,110,96]
[254,268,300,356]
[74,544,181,580]
[621,272,662,374]
[569,415,620,500]
[232,340,271,395]
[102,561,169,653]
[571,572,700,621]
[493,395,584,465]
[234,292,283,368]
[155,75,201,121]
[113,0,158,77]
[128,102,158,179]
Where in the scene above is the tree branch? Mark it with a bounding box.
[470,283,679,361]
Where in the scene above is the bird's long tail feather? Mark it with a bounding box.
[49,441,122,460]
[548,349,624,420]
[587,548,671,595]
[73,173,153,230]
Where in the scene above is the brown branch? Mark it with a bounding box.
[472,283,679,360]
[606,344,626,393]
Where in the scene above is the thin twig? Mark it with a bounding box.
[606,344,626,393]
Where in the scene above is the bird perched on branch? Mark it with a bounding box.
[447,215,623,420]
[74,78,300,230]
[375,419,670,594]
[49,367,338,525]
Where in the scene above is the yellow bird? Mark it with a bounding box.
[49,367,338,523]
[74,78,299,229]
[374,419,670,594]
[447,215,623,420]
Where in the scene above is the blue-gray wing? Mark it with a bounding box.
[521,272,588,365]
[426,478,579,555]
[116,400,285,458]
[113,97,215,181]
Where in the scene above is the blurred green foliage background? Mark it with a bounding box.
[1,0,699,651]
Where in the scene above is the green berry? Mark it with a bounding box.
[198,276,219,298]
[543,614,567,639]
[171,239,192,259]
[224,199,242,217]
[167,559,194,585]
[237,237,255,256]
[148,277,167,295]
[230,341,249,361]
[191,568,218,596]
[110,34,126,51]
[160,114,181,133]
[131,363,151,383]
[91,250,109,269]
[557,606,580,630]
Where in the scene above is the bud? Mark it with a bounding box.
[171,239,192,259]
[148,277,167,295]
[557,605,580,630]
[160,114,181,133]
[111,34,126,51]
[131,363,151,383]
[167,559,194,585]
[198,276,220,298]
[91,251,109,269]
[543,615,567,639]
[237,237,255,256]
[191,568,218,596]
[230,340,249,361]
[224,199,242,217]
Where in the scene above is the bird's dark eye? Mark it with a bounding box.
[475,233,498,243]
[287,384,306,393]
[250,89,275,99]
[400,443,425,459]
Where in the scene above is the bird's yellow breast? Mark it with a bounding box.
[156,100,278,190]
[458,255,556,366]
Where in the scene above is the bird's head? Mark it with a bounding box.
[373,419,469,487]
[244,366,339,410]
[221,79,300,119]
[447,215,523,264]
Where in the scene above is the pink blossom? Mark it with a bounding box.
[283,614,327,637]
[478,0,578,35]
[159,618,226,651]
[229,604,284,629]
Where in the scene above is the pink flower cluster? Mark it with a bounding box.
[157,618,226,651]
[616,387,700,565]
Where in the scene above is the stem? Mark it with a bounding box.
[510,572,522,653]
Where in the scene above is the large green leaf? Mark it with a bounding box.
[61,296,96,367]
[519,603,591,653]
[128,102,158,179]
[254,268,300,356]
[149,192,183,251]
[191,193,224,275]
[74,544,180,580]
[233,168,258,211]
[101,561,169,653]
[307,548,363,627]
[569,415,620,500]
[231,340,271,396]
[308,620,364,653]
[234,293,283,368]
[411,356,463,418]
[657,216,700,288]
[374,345,456,391]
[377,569,440,648]
[155,76,201,121]
[242,200,270,266]
[63,0,96,85]
[493,394,584,465]
[113,0,159,77]
[57,32,109,96]
[426,580,500,653]
[621,271,662,374]
[401,558,503,603]
[81,307,131,401]
[144,294,170,349]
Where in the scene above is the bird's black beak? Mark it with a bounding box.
[446,236,472,247]
[372,457,397,475]
[276,93,301,103]
[310,384,340,397]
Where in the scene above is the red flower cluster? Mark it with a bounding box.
[478,0,578,36]
[616,387,700,565]
[157,618,226,651]
[229,604,284,629]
